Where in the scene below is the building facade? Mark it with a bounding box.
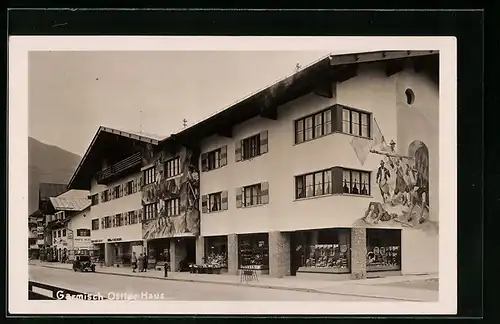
[67,50,439,280]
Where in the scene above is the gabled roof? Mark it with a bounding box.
[49,189,91,212]
[166,50,439,144]
[68,126,163,190]
[39,183,68,201]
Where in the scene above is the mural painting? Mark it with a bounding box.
[351,120,438,234]
[141,145,200,240]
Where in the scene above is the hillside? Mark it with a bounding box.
[28,137,82,214]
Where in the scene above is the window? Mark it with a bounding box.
[103,216,111,229]
[244,184,261,207]
[102,190,110,203]
[143,167,155,185]
[113,185,121,199]
[165,157,181,178]
[126,211,139,225]
[92,219,99,231]
[238,233,269,269]
[236,183,269,208]
[62,229,66,237]
[342,107,371,137]
[209,192,222,212]
[296,229,350,273]
[77,229,91,237]
[91,194,99,206]
[366,229,401,271]
[57,230,61,238]
[242,134,260,160]
[125,181,134,195]
[296,169,333,199]
[165,198,180,216]
[114,214,123,227]
[201,146,228,172]
[295,109,332,144]
[342,169,371,195]
[144,203,157,220]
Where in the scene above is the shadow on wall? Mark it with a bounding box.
[354,139,437,235]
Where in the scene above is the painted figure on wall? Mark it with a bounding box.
[355,138,436,233]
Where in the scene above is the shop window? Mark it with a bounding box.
[295,169,333,199]
[143,167,156,185]
[204,236,228,268]
[238,233,269,270]
[343,169,371,195]
[295,108,332,144]
[77,229,91,237]
[342,107,371,138]
[296,229,350,273]
[165,157,181,178]
[366,229,401,272]
[91,219,99,231]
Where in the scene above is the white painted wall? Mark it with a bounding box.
[68,207,93,250]
[90,172,143,242]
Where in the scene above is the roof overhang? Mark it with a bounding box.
[165,50,438,146]
[68,126,161,190]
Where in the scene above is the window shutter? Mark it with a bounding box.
[201,153,208,172]
[259,130,269,154]
[140,176,144,187]
[101,218,104,229]
[331,167,344,194]
[220,146,228,167]
[221,191,228,210]
[100,192,104,202]
[119,184,124,198]
[235,187,243,208]
[111,217,115,228]
[260,182,269,204]
[235,140,242,162]
[201,195,208,213]
[138,209,143,222]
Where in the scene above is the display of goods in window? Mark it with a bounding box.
[366,245,400,269]
[304,244,348,269]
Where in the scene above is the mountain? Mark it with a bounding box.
[28,137,82,214]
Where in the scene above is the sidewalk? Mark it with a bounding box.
[29,260,438,302]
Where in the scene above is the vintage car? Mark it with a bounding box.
[72,255,96,272]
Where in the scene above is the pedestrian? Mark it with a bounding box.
[143,253,148,272]
[131,252,137,273]
[138,253,144,272]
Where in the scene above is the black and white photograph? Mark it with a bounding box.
[9,36,457,315]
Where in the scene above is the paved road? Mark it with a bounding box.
[29,266,377,301]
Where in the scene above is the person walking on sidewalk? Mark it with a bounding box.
[143,253,148,272]
[138,253,144,272]
[131,252,138,273]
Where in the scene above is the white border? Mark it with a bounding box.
[9,36,457,315]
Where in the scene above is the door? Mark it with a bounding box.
[290,232,302,276]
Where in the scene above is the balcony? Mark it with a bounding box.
[96,152,142,184]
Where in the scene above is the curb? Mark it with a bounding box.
[29,264,427,302]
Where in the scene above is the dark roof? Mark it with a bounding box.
[68,126,161,190]
[164,50,439,145]
[39,183,68,201]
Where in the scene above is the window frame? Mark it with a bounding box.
[165,197,181,216]
[342,168,371,196]
[143,166,156,186]
[295,168,333,199]
[144,203,157,221]
[91,219,99,231]
[208,192,222,212]
[90,194,99,206]
[241,134,261,160]
[77,228,91,237]
[294,108,333,144]
[206,148,221,171]
[165,157,181,179]
[242,184,262,207]
[341,107,371,138]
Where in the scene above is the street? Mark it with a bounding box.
[29,265,377,301]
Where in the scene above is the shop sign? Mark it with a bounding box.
[107,238,122,242]
[91,239,103,244]
[67,231,73,239]
[75,237,91,242]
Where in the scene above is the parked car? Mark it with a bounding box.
[73,255,96,272]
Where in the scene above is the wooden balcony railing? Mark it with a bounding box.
[96,152,142,184]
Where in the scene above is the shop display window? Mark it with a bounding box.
[204,236,228,267]
[238,234,269,270]
[366,229,402,272]
[297,228,350,273]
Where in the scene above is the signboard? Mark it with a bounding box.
[107,238,122,242]
[67,231,74,239]
[91,239,103,244]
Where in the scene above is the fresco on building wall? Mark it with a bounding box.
[141,147,200,240]
[352,124,438,234]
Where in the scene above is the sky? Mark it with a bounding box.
[28,51,334,156]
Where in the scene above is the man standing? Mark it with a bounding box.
[131,252,137,273]
[376,160,391,202]
[143,251,148,272]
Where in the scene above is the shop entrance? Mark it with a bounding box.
[290,232,301,276]
[185,238,196,265]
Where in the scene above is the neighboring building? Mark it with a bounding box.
[67,50,439,279]
[46,189,92,261]
[173,50,439,279]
